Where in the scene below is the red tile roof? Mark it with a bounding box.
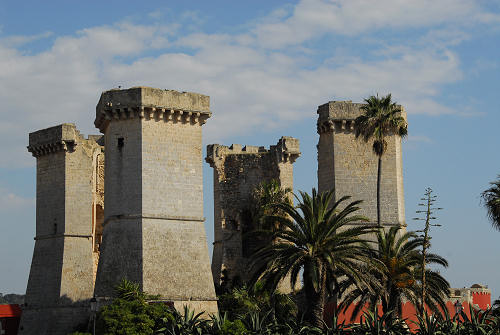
[0,304,21,318]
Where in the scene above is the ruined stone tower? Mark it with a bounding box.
[206,137,300,289]
[317,101,406,227]
[93,87,217,314]
[20,124,104,335]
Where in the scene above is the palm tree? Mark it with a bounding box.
[237,179,292,290]
[354,94,408,226]
[250,179,292,231]
[481,176,500,231]
[492,297,500,318]
[340,227,450,319]
[249,188,374,327]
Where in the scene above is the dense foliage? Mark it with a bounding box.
[340,227,449,320]
[87,250,499,334]
[91,291,500,335]
[481,175,500,231]
[95,279,174,335]
[0,292,24,304]
[249,188,373,326]
[83,184,500,334]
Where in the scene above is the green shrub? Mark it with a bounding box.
[218,283,297,323]
[96,298,174,335]
[219,319,247,335]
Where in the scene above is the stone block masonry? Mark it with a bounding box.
[206,137,300,289]
[317,101,406,228]
[93,87,217,315]
[20,90,410,333]
[20,124,103,335]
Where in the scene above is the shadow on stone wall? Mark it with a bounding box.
[19,295,93,335]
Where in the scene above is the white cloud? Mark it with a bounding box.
[253,0,500,48]
[407,135,432,144]
[0,188,34,211]
[0,31,53,47]
[0,0,498,168]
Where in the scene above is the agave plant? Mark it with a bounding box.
[115,278,147,301]
[155,306,209,335]
[460,304,499,335]
[351,306,409,335]
[431,308,461,335]
[413,310,444,335]
[321,314,351,335]
[209,312,248,335]
[279,320,323,335]
[209,312,230,333]
[242,310,276,334]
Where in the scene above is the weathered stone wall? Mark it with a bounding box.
[206,137,300,288]
[94,87,217,315]
[21,124,103,335]
[317,101,406,227]
[92,151,104,281]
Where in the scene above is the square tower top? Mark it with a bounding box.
[94,87,211,131]
[27,123,102,157]
[317,100,406,123]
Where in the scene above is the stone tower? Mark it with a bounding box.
[20,124,104,335]
[93,87,217,314]
[206,137,300,289]
[317,101,406,227]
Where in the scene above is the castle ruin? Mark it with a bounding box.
[21,87,217,334]
[20,89,409,333]
[206,137,300,289]
[22,124,103,334]
[93,87,217,313]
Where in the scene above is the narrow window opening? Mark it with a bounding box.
[117,137,124,150]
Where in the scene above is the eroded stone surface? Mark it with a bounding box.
[94,87,217,312]
[21,124,103,335]
[317,101,406,228]
[206,137,300,288]
[22,87,219,334]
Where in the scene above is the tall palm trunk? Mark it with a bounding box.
[377,156,382,227]
[304,263,327,328]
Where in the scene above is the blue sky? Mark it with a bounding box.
[1,0,500,299]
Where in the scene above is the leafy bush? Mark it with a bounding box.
[349,307,408,335]
[210,313,248,335]
[96,297,174,335]
[154,305,210,335]
[92,279,500,335]
[219,319,247,335]
[0,293,25,304]
[218,283,297,323]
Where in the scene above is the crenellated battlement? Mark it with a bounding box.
[93,86,218,315]
[206,136,300,167]
[95,87,211,132]
[28,123,80,157]
[23,121,105,333]
[272,136,301,163]
[317,99,407,228]
[316,100,406,134]
[206,136,300,288]
[317,101,364,120]
[28,123,103,157]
